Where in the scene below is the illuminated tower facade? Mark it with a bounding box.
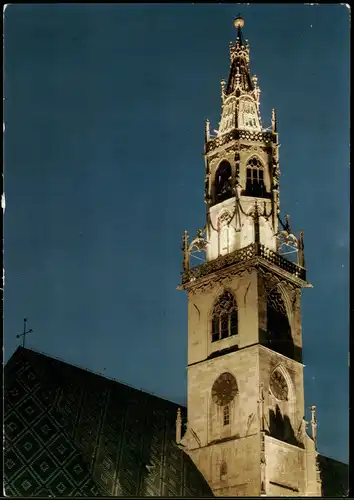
[177,17,322,497]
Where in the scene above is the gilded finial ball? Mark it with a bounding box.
[234,16,244,29]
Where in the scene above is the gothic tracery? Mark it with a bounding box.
[211,291,238,342]
[245,157,265,197]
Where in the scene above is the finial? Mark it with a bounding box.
[311,404,317,448]
[182,230,190,272]
[176,408,182,443]
[298,231,305,268]
[234,16,245,30]
[205,119,210,142]
[272,108,277,133]
[254,200,259,216]
[182,230,188,250]
[221,79,226,101]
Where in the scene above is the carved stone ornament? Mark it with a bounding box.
[206,130,274,154]
[239,144,268,153]
[258,266,297,293]
[270,369,288,401]
[209,153,223,163]
[239,144,254,151]
[187,265,255,296]
[218,211,232,225]
[189,230,209,253]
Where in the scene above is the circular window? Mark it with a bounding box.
[270,369,288,401]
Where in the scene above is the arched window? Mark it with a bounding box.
[245,157,265,197]
[239,98,259,129]
[215,161,232,204]
[223,405,230,426]
[220,99,236,134]
[211,291,238,342]
[267,289,293,358]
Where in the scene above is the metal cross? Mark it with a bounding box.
[16,318,33,348]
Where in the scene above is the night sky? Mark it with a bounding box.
[4,4,349,463]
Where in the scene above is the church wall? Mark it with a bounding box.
[258,345,305,440]
[189,434,261,497]
[265,435,306,496]
[257,272,303,362]
[186,268,259,365]
[231,268,259,348]
[186,344,260,447]
[303,433,321,496]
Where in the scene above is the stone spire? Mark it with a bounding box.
[216,17,262,137]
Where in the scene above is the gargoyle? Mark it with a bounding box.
[189,227,209,253]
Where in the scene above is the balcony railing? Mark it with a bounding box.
[181,243,306,285]
[205,129,275,154]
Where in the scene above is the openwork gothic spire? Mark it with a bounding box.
[226,17,253,95]
[216,17,262,137]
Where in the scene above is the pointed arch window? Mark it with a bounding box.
[220,99,236,134]
[211,291,238,342]
[214,161,232,204]
[267,288,294,359]
[239,98,259,129]
[245,157,265,197]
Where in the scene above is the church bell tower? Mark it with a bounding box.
[177,17,322,497]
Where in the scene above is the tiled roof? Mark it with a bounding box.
[4,347,213,497]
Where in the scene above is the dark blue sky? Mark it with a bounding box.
[4,5,349,463]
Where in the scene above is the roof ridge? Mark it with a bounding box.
[19,347,187,409]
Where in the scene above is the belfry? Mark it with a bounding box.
[178,17,321,497]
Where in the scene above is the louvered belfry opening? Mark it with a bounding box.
[266,289,294,359]
[214,161,233,204]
